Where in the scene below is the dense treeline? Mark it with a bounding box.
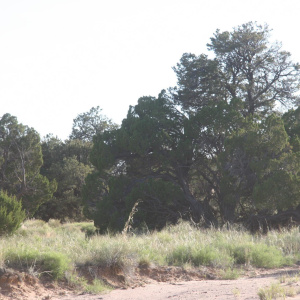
[0,107,117,230]
[0,22,299,234]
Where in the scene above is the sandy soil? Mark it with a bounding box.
[1,266,299,300]
[55,279,282,300]
[55,268,300,300]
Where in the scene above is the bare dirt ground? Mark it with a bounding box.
[56,278,294,300]
[1,266,300,300]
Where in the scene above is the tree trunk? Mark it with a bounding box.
[246,207,300,233]
[218,193,237,224]
[175,166,217,226]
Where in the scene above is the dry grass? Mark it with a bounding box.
[0,219,299,291]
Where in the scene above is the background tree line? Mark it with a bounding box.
[0,22,299,234]
[0,107,117,231]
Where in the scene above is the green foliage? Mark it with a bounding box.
[38,135,93,221]
[220,114,300,214]
[42,252,71,279]
[83,239,137,274]
[125,179,187,230]
[93,175,132,233]
[258,282,294,300]
[79,222,97,238]
[167,245,232,267]
[92,164,192,232]
[219,268,240,280]
[0,190,26,235]
[83,279,109,293]
[250,244,286,268]
[82,171,107,219]
[66,272,110,293]
[0,219,299,291]
[6,250,71,279]
[70,106,118,142]
[283,107,300,153]
[231,243,287,268]
[38,107,118,222]
[0,114,56,215]
[38,157,92,221]
[23,174,57,215]
[207,22,300,115]
[86,93,216,231]
[85,22,300,231]
[171,53,223,111]
[253,165,300,211]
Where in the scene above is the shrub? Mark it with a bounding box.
[42,252,72,279]
[232,243,289,268]
[6,250,71,279]
[80,223,97,238]
[251,244,286,268]
[0,190,26,235]
[167,245,233,268]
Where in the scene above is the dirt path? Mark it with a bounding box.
[1,267,299,299]
[55,268,300,300]
[55,278,275,300]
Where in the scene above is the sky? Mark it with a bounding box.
[1,0,300,140]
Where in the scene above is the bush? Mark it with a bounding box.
[6,250,71,279]
[0,190,26,235]
[167,245,233,268]
[251,244,287,268]
[232,243,288,268]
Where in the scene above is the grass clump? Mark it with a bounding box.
[231,243,288,268]
[167,245,233,268]
[84,279,110,293]
[66,272,111,294]
[258,283,285,300]
[251,244,287,268]
[258,282,297,300]
[5,250,71,279]
[79,235,138,276]
[16,219,52,237]
[219,268,240,280]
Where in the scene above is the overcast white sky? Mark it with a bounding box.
[1,0,300,140]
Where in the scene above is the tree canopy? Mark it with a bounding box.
[70,106,118,142]
[171,22,300,116]
[0,114,56,215]
[83,22,300,232]
[36,106,115,222]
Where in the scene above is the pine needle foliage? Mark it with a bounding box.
[0,190,26,236]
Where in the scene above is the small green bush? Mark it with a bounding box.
[167,245,233,268]
[251,244,286,268]
[66,273,110,293]
[232,243,289,268]
[0,190,26,235]
[258,283,286,300]
[80,223,97,238]
[167,245,192,265]
[191,247,220,266]
[5,250,71,279]
[42,252,72,279]
[219,268,240,280]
